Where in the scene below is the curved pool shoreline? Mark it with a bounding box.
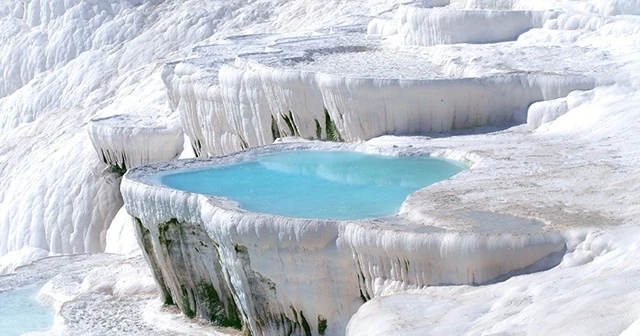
[151,149,467,220]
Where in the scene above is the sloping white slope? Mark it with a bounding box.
[0,108,123,273]
[0,0,402,273]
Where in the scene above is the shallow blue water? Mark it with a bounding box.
[160,151,466,220]
[0,285,53,336]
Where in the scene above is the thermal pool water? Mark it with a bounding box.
[158,151,466,220]
[0,285,53,336]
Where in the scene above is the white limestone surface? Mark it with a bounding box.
[87,114,184,171]
[104,206,141,255]
[0,108,124,273]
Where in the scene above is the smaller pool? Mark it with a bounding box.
[158,151,466,220]
[0,285,54,336]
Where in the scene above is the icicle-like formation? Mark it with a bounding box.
[121,142,568,335]
[315,73,596,140]
[87,114,184,172]
[161,34,277,156]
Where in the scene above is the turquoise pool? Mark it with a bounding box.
[159,151,466,220]
[0,285,53,336]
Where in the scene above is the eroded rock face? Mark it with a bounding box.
[122,142,568,336]
[133,214,350,335]
[133,217,242,328]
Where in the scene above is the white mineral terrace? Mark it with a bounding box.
[372,5,556,46]
[87,114,184,171]
[163,17,625,157]
[120,132,637,335]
